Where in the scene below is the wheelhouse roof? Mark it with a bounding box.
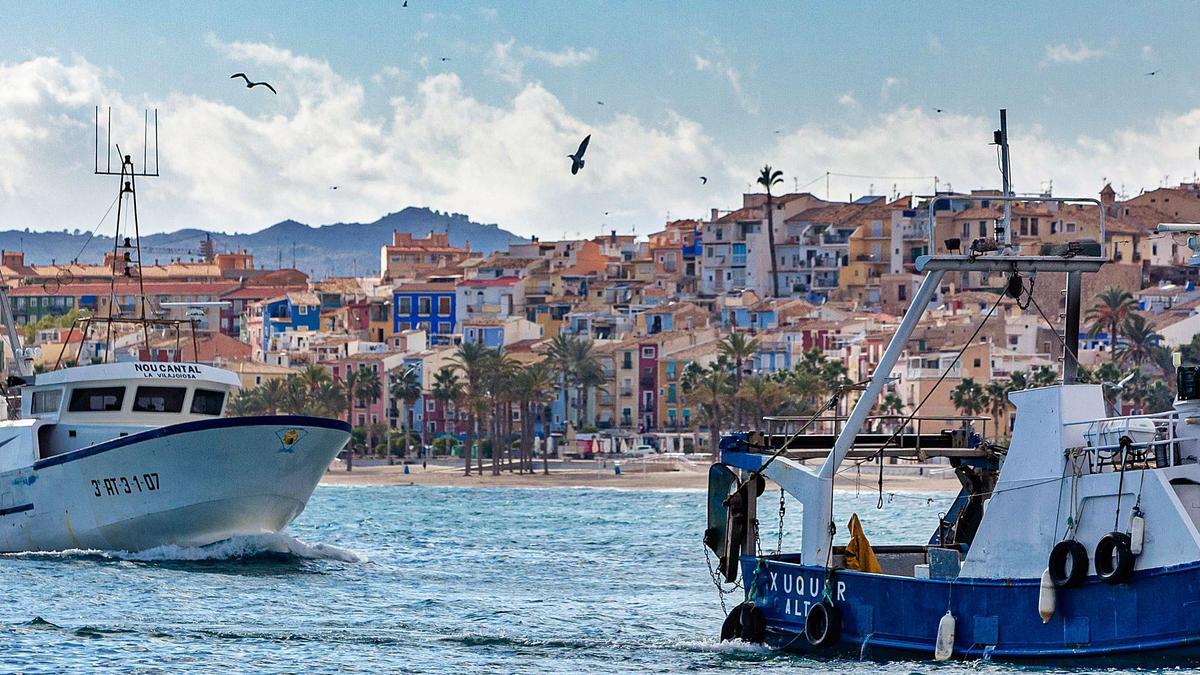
[31,362,242,388]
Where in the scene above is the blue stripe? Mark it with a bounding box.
[0,436,16,450]
[33,415,351,471]
[0,503,33,516]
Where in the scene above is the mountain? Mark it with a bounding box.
[0,207,527,278]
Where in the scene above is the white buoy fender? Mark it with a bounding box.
[934,611,955,661]
[1038,569,1056,623]
[1131,514,1146,555]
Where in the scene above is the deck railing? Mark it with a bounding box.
[1063,410,1193,471]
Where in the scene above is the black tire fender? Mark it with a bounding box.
[739,602,766,643]
[1047,539,1089,588]
[1094,531,1135,584]
[804,599,842,649]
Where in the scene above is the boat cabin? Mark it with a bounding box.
[7,362,242,469]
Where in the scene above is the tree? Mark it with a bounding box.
[950,378,986,419]
[451,342,492,476]
[352,366,383,454]
[1085,287,1136,359]
[735,375,786,427]
[682,363,735,452]
[313,379,347,420]
[520,360,559,475]
[1031,365,1058,388]
[719,332,760,428]
[296,364,331,392]
[280,375,310,415]
[1116,313,1162,368]
[257,377,288,416]
[389,368,422,463]
[342,367,363,472]
[876,392,905,432]
[984,380,1010,436]
[757,164,784,298]
[431,366,464,458]
[228,388,264,416]
[547,334,605,430]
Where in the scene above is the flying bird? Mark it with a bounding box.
[935,108,946,113]
[230,73,277,94]
[441,57,450,62]
[402,0,407,5]
[1146,70,1161,76]
[569,134,590,175]
[700,176,708,184]
[597,100,604,105]
[329,186,339,190]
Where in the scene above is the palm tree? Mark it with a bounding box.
[390,368,422,463]
[1116,313,1162,368]
[875,392,905,431]
[734,375,786,427]
[353,366,383,453]
[1031,365,1058,388]
[950,378,987,420]
[984,380,1010,435]
[312,379,347,420]
[296,364,331,392]
[482,350,518,475]
[757,165,784,298]
[547,334,604,430]
[719,332,759,427]
[682,363,734,452]
[342,367,363,472]
[519,360,559,475]
[258,377,288,415]
[431,366,464,458]
[1085,287,1137,359]
[451,342,492,476]
[228,388,264,416]
[1007,370,1028,392]
[280,375,310,415]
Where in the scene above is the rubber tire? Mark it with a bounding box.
[804,600,842,649]
[739,603,766,643]
[1047,539,1089,589]
[719,603,744,642]
[1094,531,1135,584]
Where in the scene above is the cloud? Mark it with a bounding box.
[0,41,724,240]
[837,92,860,109]
[1142,45,1155,61]
[691,44,757,114]
[880,76,900,101]
[489,39,597,85]
[1041,40,1107,65]
[927,35,943,54]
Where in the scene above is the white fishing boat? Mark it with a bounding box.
[0,149,349,553]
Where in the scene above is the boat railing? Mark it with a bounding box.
[762,414,990,442]
[1063,410,1196,472]
[747,414,994,461]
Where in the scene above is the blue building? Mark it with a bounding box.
[462,321,505,348]
[393,281,457,344]
[262,292,321,353]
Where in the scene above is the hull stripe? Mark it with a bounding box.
[0,503,33,516]
[32,415,351,471]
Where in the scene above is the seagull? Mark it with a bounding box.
[700,176,708,184]
[1146,70,1161,76]
[329,186,339,190]
[402,0,407,5]
[441,57,450,62]
[935,108,946,113]
[230,73,277,94]
[597,100,604,105]
[569,134,590,175]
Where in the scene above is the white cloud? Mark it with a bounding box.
[691,45,757,114]
[837,92,860,109]
[0,41,723,239]
[5,41,1200,242]
[880,76,900,101]
[927,35,943,54]
[489,39,597,85]
[1041,40,1107,65]
[1142,45,1155,61]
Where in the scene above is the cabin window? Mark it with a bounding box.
[32,389,63,414]
[133,386,186,413]
[68,387,126,412]
[191,389,226,416]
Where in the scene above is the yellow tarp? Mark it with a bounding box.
[843,513,882,574]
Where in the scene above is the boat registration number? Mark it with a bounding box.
[90,473,160,497]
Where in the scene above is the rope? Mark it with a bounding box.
[71,193,120,263]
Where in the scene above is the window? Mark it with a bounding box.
[133,386,187,413]
[961,223,969,239]
[399,297,413,314]
[1031,218,1039,236]
[69,387,126,412]
[32,389,62,414]
[298,305,308,315]
[190,389,225,415]
[438,297,452,314]
[641,346,656,358]
[979,221,987,237]
[1050,221,1058,234]
[419,297,432,314]
[1066,222,1076,233]
[973,358,981,368]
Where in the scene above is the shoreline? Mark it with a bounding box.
[318,461,961,493]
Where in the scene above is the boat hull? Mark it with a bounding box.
[740,555,1200,661]
[0,415,349,552]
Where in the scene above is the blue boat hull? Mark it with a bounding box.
[740,555,1200,660]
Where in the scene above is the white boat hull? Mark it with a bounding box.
[0,415,350,552]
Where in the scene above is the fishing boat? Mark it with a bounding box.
[0,152,349,552]
[706,124,1200,661]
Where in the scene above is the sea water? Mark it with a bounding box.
[0,484,1189,674]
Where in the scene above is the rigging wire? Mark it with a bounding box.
[71,193,120,264]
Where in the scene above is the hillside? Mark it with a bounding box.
[0,207,527,277]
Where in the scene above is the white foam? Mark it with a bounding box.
[3,533,366,563]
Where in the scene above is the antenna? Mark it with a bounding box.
[94,106,159,176]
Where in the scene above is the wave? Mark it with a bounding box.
[2,533,365,563]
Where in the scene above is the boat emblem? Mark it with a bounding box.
[276,428,308,453]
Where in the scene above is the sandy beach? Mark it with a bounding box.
[319,458,961,493]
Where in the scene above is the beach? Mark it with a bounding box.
[319,457,961,492]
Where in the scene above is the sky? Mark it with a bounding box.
[2,1,1200,239]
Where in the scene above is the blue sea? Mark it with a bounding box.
[0,485,1190,673]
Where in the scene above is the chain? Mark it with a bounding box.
[703,541,742,616]
[776,489,786,554]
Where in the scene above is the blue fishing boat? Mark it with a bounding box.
[706,184,1200,660]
